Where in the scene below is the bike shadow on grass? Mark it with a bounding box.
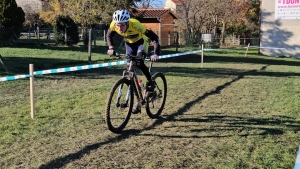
[194,115,299,136]
[39,130,141,169]
[146,114,300,138]
[38,65,299,168]
[143,65,300,138]
[143,69,298,136]
[145,65,300,138]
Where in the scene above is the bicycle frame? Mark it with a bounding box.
[117,55,153,108]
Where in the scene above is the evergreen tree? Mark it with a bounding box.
[0,0,25,34]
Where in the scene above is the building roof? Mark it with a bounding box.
[133,8,178,19]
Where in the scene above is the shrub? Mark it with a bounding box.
[0,0,25,42]
[53,15,79,45]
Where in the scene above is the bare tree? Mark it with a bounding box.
[135,0,151,8]
[135,0,164,8]
[174,0,212,45]
[15,0,42,27]
[172,0,249,45]
[213,0,246,44]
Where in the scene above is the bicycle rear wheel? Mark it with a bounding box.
[105,78,133,133]
[146,72,167,118]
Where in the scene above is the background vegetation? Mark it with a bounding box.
[1,0,260,45]
[0,46,299,168]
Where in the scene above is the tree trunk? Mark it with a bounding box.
[221,21,226,45]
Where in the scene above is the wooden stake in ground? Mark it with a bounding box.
[29,64,35,119]
[88,28,92,63]
[201,44,204,68]
[0,54,9,72]
[245,43,250,57]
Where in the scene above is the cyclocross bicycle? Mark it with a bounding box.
[105,53,167,133]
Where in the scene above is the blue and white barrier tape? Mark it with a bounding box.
[0,50,203,82]
[159,50,202,59]
[34,60,127,75]
[247,46,300,50]
[0,60,127,82]
[0,74,31,81]
[204,47,248,51]
[295,146,300,169]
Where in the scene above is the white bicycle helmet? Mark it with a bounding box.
[113,10,130,23]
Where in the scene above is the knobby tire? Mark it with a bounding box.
[105,78,133,133]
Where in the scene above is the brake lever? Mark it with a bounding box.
[114,53,121,59]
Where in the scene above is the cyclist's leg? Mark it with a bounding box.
[136,38,151,81]
[141,37,156,95]
[125,42,134,67]
[127,39,154,100]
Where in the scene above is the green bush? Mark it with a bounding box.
[0,0,25,43]
[54,15,79,45]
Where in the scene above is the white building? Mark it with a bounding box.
[260,0,300,57]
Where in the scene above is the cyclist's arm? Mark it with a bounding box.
[145,29,161,55]
[106,28,116,49]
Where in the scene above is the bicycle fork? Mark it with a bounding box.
[115,83,131,108]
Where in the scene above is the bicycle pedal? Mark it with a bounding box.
[145,91,154,98]
[132,109,141,114]
[132,103,141,114]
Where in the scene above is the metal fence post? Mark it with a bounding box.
[88,28,92,63]
[0,54,9,72]
[103,30,106,42]
[93,29,96,47]
[64,27,67,44]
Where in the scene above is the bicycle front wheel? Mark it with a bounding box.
[105,78,133,133]
[146,72,167,118]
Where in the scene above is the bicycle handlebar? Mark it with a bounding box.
[113,53,154,71]
[114,53,145,60]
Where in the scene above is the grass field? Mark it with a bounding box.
[0,46,300,168]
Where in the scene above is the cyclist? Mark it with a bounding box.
[106,9,161,114]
